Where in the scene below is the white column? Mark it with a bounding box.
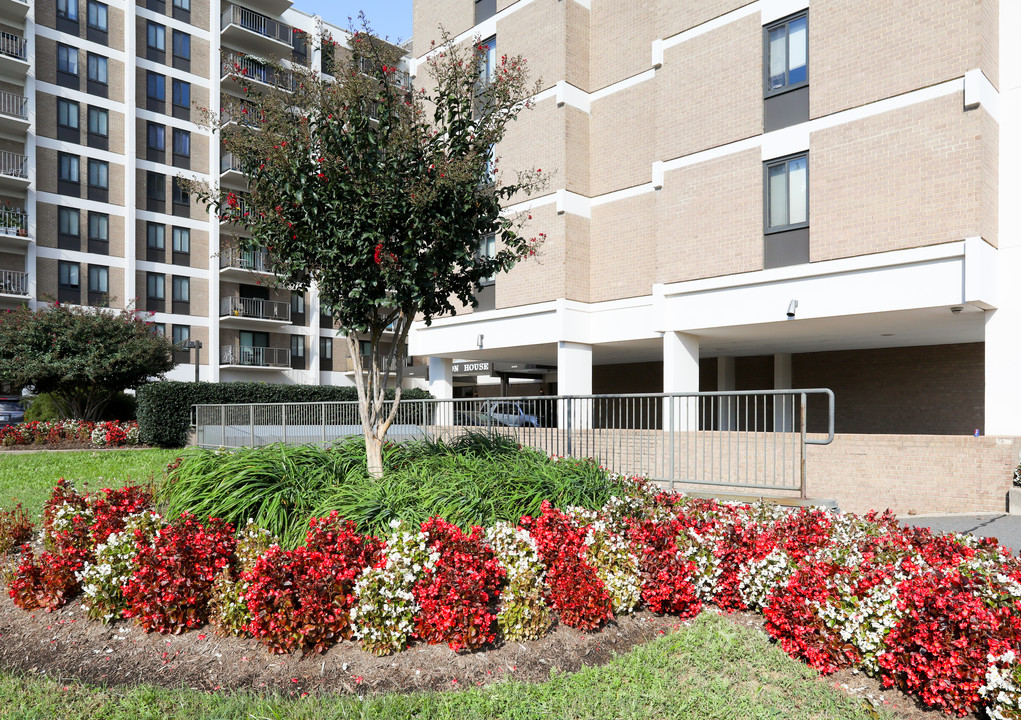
[774,352,794,432]
[717,356,736,430]
[428,356,454,426]
[557,341,592,430]
[25,3,36,310]
[663,332,699,431]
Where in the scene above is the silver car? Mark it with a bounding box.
[482,400,539,428]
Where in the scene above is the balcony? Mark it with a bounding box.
[234,0,292,17]
[0,0,29,22]
[221,53,294,96]
[0,31,28,78]
[219,296,290,328]
[221,4,293,57]
[219,344,290,369]
[0,150,27,191]
[219,152,247,186]
[0,89,28,134]
[0,206,28,251]
[218,192,255,225]
[219,246,277,281]
[357,56,411,91]
[0,268,27,297]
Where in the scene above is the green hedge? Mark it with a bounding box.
[137,382,433,448]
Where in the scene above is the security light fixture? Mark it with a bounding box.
[786,300,798,318]
[951,306,963,315]
[477,334,484,349]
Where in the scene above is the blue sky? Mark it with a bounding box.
[295,1,413,44]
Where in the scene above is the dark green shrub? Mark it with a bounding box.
[24,392,135,422]
[23,394,61,422]
[136,381,432,447]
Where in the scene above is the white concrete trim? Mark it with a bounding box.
[147,312,211,327]
[135,260,211,279]
[415,301,559,329]
[35,136,128,165]
[36,246,127,268]
[35,25,128,63]
[760,0,808,26]
[555,81,590,112]
[532,85,558,105]
[35,82,129,112]
[135,5,212,42]
[136,210,220,231]
[662,2,761,52]
[591,69,656,101]
[136,57,211,88]
[761,123,810,161]
[964,68,1000,122]
[35,192,128,216]
[503,192,558,214]
[589,182,655,207]
[555,189,591,218]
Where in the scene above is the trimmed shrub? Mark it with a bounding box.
[137,381,432,447]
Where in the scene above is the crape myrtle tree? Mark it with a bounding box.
[197,23,546,477]
[0,302,177,420]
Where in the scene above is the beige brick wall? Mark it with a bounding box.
[589,80,656,196]
[192,0,210,32]
[589,193,657,302]
[810,95,983,262]
[107,107,125,154]
[108,163,125,207]
[564,212,589,302]
[981,0,998,89]
[37,258,57,300]
[36,93,62,141]
[659,0,754,42]
[982,110,998,246]
[496,0,563,93]
[37,0,55,30]
[811,0,981,117]
[657,148,762,283]
[107,213,125,258]
[413,0,473,56]
[588,3,658,91]
[37,148,63,194]
[565,0,589,91]
[495,203,564,307]
[497,97,564,203]
[36,37,56,85]
[189,276,208,316]
[0,251,22,272]
[105,266,124,309]
[109,5,125,48]
[564,105,589,197]
[657,13,761,162]
[107,57,125,101]
[36,202,57,249]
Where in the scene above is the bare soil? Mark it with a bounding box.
[0,587,978,719]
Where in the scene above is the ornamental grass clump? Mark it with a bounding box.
[243,513,381,654]
[349,520,436,655]
[485,522,552,641]
[77,511,164,623]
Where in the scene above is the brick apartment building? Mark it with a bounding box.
[0,0,406,387]
[409,0,1019,442]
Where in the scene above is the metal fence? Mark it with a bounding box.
[194,390,835,496]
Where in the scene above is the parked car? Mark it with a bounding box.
[481,400,539,428]
[0,396,25,428]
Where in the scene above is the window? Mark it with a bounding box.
[290,293,304,314]
[88,159,108,189]
[58,261,80,289]
[319,337,332,359]
[151,322,166,336]
[479,36,497,85]
[172,79,190,108]
[147,122,165,151]
[58,208,80,236]
[172,31,190,60]
[57,99,79,129]
[58,153,79,183]
[147,172,165,200]
[147,71,165,101]
[57,0,78,20]
[87,107,108,136]
[475,0,496,25]
[479,233,496,283]
[765,13,807,94]
[146,222,165,249]
[172,177,189,205]
[172,325,190,346]
[291,335,304,357]
[146,273,165,300]
[88,212,108,241]
[172,227,190,253]
[87,54,108,84]
[172,276,189,302]
[173,0,190,9]
[88,266,108,293]
[147,22,166,51]
[765,154,808,231]
[57,44,78,75]
[172,128,190,157]
[86,1,107,30]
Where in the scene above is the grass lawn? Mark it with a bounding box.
[0,612,888,720]
[0,448,181,518]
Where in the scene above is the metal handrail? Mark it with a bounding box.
[219,193,254,223]
[219,345,290,367]
[220,4,292,44]
[219,296,290,322]
[0,207,27,236]
[220,153,244,174]
[219,246,273,273]
[0,269,27,295]
[0,32,27,61]
[222,53,294,91]
[0,151,27,179]
[0,90,28,120]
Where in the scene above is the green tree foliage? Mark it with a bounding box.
[0,303,176,420]
[198,22,546,476]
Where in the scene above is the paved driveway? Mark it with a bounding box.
[899,513,1021,555]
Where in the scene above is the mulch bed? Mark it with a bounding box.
[0,586,975,719]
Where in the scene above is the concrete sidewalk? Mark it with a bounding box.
[899,513,1021,555]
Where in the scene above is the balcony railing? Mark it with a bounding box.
[0,207,27,236]
[0,90,28,121]
[220,345,290,367]
[222,53,293,92]
[0,32,27,61]
[220,246,273,273]
[219,192,255,224]
[221,4,292,45]
[0,151,27,179]
[0,269,27,295]
[220,153,244,174]
[220,296,290,322]
[356,56,411,90]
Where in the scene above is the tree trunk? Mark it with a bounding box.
[365,432,384,479]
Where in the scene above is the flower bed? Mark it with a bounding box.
[3,476,1021,717]
[0,420,139,448]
